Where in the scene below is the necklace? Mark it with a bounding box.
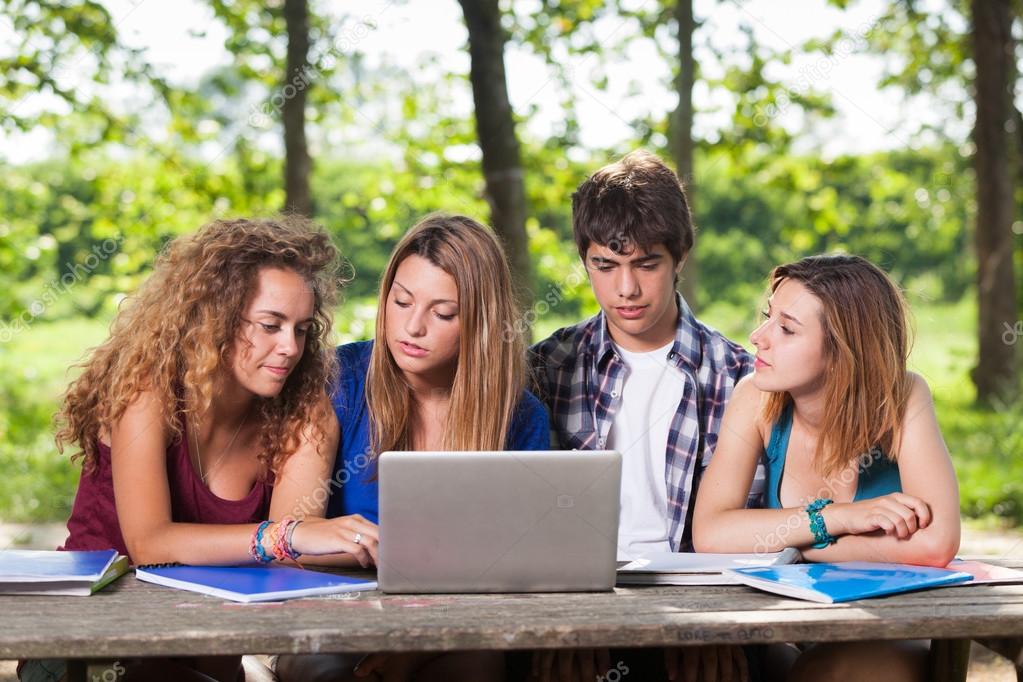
[192,412,247,484]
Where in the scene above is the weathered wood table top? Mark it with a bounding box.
[2,560,1023,660]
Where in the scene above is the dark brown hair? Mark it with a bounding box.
[571,150,694,263]
[760,254,914,476]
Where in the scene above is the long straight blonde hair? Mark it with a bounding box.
[366,214,526,453]
[760,254,914,477]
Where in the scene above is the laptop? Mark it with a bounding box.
[377,450,621,593]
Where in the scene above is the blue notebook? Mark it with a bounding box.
[725,561,973,603]
[135,564,377,603]
[0,549,129,595]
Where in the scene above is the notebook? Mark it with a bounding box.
[726,561,973,603]
[617,547,802,586]
[0,549,129,596]
[135,564,377,603]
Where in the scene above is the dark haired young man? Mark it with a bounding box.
[528,150,771,681]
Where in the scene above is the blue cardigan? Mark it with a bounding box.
[325,340,551,521]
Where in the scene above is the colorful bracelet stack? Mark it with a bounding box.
[805,497,838,549]
[248,517,303,563]
[271,516,303,561]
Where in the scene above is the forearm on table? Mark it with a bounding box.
[126,521,263,566]
[801,523,960,567]
[694,507,820,553]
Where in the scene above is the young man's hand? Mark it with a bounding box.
[663,645,749,682]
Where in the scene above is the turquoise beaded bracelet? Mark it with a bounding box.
[251,520,273,563]
[805,498,837,549]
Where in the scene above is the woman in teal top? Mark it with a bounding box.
[693,255,960,682]
[764,404,903,510]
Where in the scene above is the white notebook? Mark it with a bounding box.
[617,547,801,585]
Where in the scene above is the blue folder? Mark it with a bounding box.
[726,561,973,603]
[0,549,128,595]
[0,549,118,579]
[135,564,377,602]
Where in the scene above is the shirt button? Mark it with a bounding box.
[598,438,606,447]
[611,390,619,398]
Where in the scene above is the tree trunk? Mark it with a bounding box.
[457,0,534,312]
[283,0,312,216]
[670,0,698,311]
[970,0,1019,403]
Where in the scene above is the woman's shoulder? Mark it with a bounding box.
[904,371,932,402]
[336,340,374,368]
[331,341,373,419]
[507,389,551,450]
[516,388,548,420]
[721,374,782,452]
[730,374,771,431]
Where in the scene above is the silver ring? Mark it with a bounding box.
[353,532,363,545]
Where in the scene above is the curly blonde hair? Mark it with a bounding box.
[56,216,342,476]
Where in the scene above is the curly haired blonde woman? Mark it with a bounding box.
[21,218,376,682]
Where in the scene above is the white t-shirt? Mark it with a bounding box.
[608,341,687,561]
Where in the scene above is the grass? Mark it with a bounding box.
[0,297,1020,525]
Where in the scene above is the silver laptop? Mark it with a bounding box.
[377,450,621,593]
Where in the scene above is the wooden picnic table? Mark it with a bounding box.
[2,559,1022,682]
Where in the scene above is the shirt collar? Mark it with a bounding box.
[588,293,703,372]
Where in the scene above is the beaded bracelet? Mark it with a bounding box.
[250,520,273,563]
[284,518,303,560]
[267,521,283,557]
[271,516,302,561]
[805,498,838,549]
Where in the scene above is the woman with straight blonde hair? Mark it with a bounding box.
[693,254,960,682]
[274,214,549,682]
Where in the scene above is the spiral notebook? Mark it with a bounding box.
[135,564,377,603]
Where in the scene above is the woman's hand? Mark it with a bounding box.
[290,515,379,566]
[828,493,932,540]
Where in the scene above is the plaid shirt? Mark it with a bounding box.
[529,294,765,552]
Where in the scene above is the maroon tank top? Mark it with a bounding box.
[61,415,273,564]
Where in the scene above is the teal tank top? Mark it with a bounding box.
[764,404,902,509]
